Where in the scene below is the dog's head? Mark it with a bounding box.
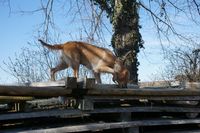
[113,58,130,88]
[112,51,132,88]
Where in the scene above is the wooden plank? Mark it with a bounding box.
[26,97,63,109]
[88,95,200,101]
[0,85,72,97]
[0,109,88,121]
[31,80,65,87]
[1,84,200,97]
[0,96,34,102]
[30,81,200,89]
[86,87,200,96]
[91,106,200,113]
[8,119,200,133]
[1,106,200,121]
[31,80,180,88]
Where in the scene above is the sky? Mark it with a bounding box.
[0,1,199,84]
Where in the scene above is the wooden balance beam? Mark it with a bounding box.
[0,77,200,98]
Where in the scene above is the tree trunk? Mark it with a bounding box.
[111,0,143,84]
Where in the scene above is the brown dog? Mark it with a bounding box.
[38,39,130,87]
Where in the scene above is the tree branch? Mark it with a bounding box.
[92,0,112,17]
[192,0,200,15]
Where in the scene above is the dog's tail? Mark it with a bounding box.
[38,39,63,50]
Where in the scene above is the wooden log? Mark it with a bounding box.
[8,118,200,133]
[88,95,200,101]
[0,109,86,121]
[1,83,200,97]
[1,106,200,121]
[86,88,200,96]
[91,106,200,113]
[0,96,34,102]
[0,85,72,97]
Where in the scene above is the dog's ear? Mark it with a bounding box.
[114,59,122,73]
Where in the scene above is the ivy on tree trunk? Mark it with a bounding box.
[93,0,143,84]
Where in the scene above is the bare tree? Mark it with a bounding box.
[1,0,110,84]
[2,0,200,84]
[163,43,200,82]
[1,43,60,84]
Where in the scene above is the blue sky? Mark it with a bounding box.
[0,1,199,84]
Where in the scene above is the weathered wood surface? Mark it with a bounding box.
[0,85,71,97]
[30,77,96,89]
[139,81,180,88]
[0,109,86,121]
[0,85,200,97]
[1,81,200,97]
[31,79,178,88]
[86,95,200,101]
[31,80,66,87]
[5,118,200,133]
[1,106,200,121]
[0,96,34,102]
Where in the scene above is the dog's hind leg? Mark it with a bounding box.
[50,60,68,81]
[72,65,79,78]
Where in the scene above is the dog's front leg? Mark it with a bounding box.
[93,72,101,84]
[50,69,56,81]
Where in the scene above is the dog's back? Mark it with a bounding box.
[61,41,116,70]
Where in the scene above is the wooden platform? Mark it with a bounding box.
[1,79,200,132]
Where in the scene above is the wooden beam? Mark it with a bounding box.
[1,106,200,121]
[87,95,200,101]
[0,96,33,102]
[0,109,87,121]
[1,83,200,97]
[0,85,72,97]
[86,88,200,96]
[7,118,200,133]
[30,80,65,87]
